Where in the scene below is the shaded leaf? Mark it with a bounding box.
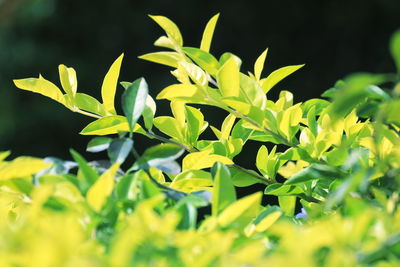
[108,138,133,164]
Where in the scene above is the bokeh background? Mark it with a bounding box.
[1,0,399,167]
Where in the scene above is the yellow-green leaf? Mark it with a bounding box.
[139,52,183,68]
[0,157,52,180]
[80,115,145,136]
[154,35,175,49]
[182,150,233,171]
[149,15,183,46]
[217,57,240,97]
[157,84,206,101]
[58,64,77,99]
[86,163,120,211]
[200,13,219,52]
[13,75,67,106]
[254,48,268,81]
[101,53,124,114]
[178,61,208,86]
[218,192,262,227]
[0,151,11,161]
[261,64,304,93]
[153,116,183,141]
[220,113,236,140]
[254,210,282,233]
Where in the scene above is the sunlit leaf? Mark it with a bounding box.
[182,150,233,171]
[200,13,219,52]
[0,151,11,161]
[182,47,220,76]
[58,64,77,101]
[260,64,304,93]
[86,163,120,212]
[75,93,107,116]
[149,15,183,46]
[153,116,183,141]
[254,48,268,81]
[101,53,124,115]
[285,163,344,185]
[13,75,67,106]
[80,115,145,136]
[139,51,183,68]
[0,157,52,180]
[264,183,303,196]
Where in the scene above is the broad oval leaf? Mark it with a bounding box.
[285,163,344,185]
[264,183,303,196]
[107,138,133,164]
[217,57,240,97]
[75,93,107,116]
[122,78,149,133]
[101,53,124,114]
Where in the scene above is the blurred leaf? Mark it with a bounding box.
[70,149,98,187]
[278,195,296,216]
[0,157,52,180]
[252,206,283,233]
[121,78,148,133]
[101,53,124,114]
[86,164,120,212]
[86,137,113,153]
[131,144,184,174]
[390,29,400,73]
[107,138,133,164]
[211,162,236,216]
[0,151,11,161]
[285,163,344,185]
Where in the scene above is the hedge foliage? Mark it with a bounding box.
[2,14,400,266]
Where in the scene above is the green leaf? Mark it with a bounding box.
[182,47,220,76]
[75,93,107,116]
[285,163,344,185]
[149,15,183,46]
[182,150,233,171]
[107,138,133,164]
[0,157,52,180]
[186,106,206,145]
[13,75,67,106]
[131,144,184,174]
[219,52,242,68]
[157,84,208,104]
[58,64,77,100]
[116,173,138,200]
[0,151,11,161]
[86,137,113,153]
[254,48,268,80]
[278,196,296,216]
[70,149,98,187]
[211,162,236,216]
[264,183,303,196]
[143,95,157,130]
[86,163,119,212]
[251,206,283,233]
[80,115,145,136]
[218,192,262,228]
[200,13,219,52]
[239,74,267,109]
[384,99,400,126]
[154,35,175,49]
[260,64,304,93]
[153,116,183,141]
[229,166,259,187]
[101,53,124,114]
[390,29,400,73]
[139,52,183,68]
[178,61,208,86]
[121,78,149,133]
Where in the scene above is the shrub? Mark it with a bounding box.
[2,14,400,266]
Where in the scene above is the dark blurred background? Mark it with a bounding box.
[1,0,399,166]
